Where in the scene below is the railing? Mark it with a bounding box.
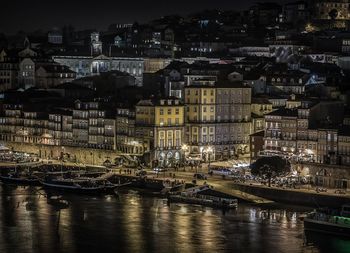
[72,125,89,129]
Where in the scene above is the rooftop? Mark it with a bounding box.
[266,108,298,117]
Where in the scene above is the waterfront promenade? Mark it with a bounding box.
[1,159,349,207]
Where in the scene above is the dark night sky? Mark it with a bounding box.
[0,0,288,34]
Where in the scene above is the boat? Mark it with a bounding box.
[41,177,119,195]
[0,172,41,186]
[304,204,350,237]
[168,185,238,209]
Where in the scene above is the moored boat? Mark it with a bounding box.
[304,204,350,237]
[0,173,41,186]
[41,177,119,195]
[168,185,238,209]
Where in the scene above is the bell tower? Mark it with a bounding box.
[90,32,102,55]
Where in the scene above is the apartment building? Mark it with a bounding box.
[116,107,143,155]
[135,97,185,166]
[263,99,346,164]
[184,82,252,160]
[184,85,216,160]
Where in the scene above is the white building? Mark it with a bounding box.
[52,55,144,86]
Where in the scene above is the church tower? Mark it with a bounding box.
[90,32,103,55]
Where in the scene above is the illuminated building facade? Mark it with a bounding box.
[311,0,350,20]
[135,98,185,166]
[52,55,144,86]
[185,85,216,160]
[184,82,252,160]
[263,99,345,164]
[116,107,143,155]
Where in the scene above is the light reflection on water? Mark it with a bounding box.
[0,185,349,253]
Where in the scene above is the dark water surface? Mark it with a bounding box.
[0,185,349,253]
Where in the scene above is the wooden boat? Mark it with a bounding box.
[41,177,119,195]
[168,185,238,209]
[0,173,41,186]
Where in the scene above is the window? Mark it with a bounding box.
[160,109,164,115]
[167,109,171,115]
[175,108,179,115]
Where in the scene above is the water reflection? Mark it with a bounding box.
[0,185,348,253]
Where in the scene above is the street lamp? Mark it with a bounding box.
[206,146,213,171]
[181,144,189,171]
[61,146,65,173]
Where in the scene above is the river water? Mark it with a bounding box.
[0,185,349,253]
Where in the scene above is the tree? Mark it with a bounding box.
[329,9,338,20]
[328,9,338,29]
[251,156,290,187]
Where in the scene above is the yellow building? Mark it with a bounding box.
[184,85,216,160]
[251,97,273,134]
[184,82,253,160]
[286,94,302,109]
[136,97,184,166]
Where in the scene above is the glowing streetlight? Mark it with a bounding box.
[206,146,213,168]
[181,144,189,171]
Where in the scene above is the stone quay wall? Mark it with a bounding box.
[232,183,350,208]
[4,142,121,165]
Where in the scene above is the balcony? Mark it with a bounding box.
[104,132,115,137]
[72,124,88,129]
[73,115,88,120]
[23,124,44,128]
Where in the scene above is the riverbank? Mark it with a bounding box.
[2,160,349,208]
[232,183,350,208]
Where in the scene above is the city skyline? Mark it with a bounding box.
[0,1,349,252]
[0,0,290,34]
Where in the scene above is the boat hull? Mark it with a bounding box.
[42,182,117,195]
[304,218,350,237]
[168,195,238,209]
[0,176,41,186]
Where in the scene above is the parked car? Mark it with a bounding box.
[193,173,207,180]
[208,167,232,176]
[153,167,168,173]
[136,170,147,176]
